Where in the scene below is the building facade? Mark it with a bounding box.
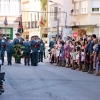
[72,0,100,36]
[48,0,73,41]
[0,0,21,39]
[21,0,43,40]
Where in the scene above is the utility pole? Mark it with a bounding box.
[57,19,59,40]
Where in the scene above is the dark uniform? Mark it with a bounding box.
[0,35,6,65]
[49,37,56,51]
[31,37,40,66]
[13,33,24,63]
[23,37,31,65]
[6,37,13,65]
[39,40,45,62]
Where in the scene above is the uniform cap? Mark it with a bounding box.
[15,32,20,36]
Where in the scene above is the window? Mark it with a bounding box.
[81,1,88,14]
[28,22,30,28]
[91,1,100,13]
[31,21,35,28]
[74,2,79,14]
[92,8,99,12]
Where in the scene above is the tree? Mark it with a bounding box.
[40,0,47,11]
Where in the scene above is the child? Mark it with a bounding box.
[50,46,56,64]
[71,49,76,70]
[81,49,85,71]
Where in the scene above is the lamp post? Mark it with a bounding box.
[49,0,63,40]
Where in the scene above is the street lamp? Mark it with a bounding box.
[48,0,63,40]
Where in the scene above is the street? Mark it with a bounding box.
[0,61,100,100]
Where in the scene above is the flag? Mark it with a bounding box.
[18,15,23,29]
[40,17,44,26]
[17,14,23,34]
[4,16,8,26]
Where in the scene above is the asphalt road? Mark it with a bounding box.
[0,62,100,100]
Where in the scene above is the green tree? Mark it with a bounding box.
[40,0,47,11]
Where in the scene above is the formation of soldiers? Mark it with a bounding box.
[0,32,45,94]
[0,32,45,66]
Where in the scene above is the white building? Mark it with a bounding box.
[0,0,21,39]
[21,0,43,40]
[48,0,73,40]
[72,0,100,36]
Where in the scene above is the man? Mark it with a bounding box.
[39,40,45,62]
[13,32,24,63]
[6,37,13,65]
[49,36,56,51]
[30,36,34,66]
[23,37,31,65]
[87,34,96,73]
[31,36,40,66]
[0,34,6,65]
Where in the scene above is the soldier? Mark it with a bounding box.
[6,37,13,65]
[39,40,45,62]
[30,36,34,66]
[0,34,6,65]
[31,36,40,66]
[49,36,56,51]
[23,37,31,65]
[13,33,24,63]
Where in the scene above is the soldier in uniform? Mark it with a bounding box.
[13,33,24,63]
[31,36,40,66]
[49,36,56,51]
[6,37,13,65]
[30,36,34,66]
[39,40,45,62]
[23,37,31,65]
[0,34,6,65]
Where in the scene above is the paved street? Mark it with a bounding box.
[0,61,100,100]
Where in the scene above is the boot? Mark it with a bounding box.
[0,86,4,92]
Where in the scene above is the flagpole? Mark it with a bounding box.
[5,25,6,37]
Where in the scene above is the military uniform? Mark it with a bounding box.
[39,40,45,62]
[13,33,24,63]
[6,38,13,65]
[23,39,31,65]
[49,37,56,51]
[0,37,6,65]
[31,39,40,66]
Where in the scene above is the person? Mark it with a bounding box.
[49,36,56,51]
[39,40,45,62]
[30,36,34,66]
[13,32,24,63]
[0,34,6,65]
[0,34,5,93]
[23,37,31,65]
[31,36,40,66]
[6,37,13,65]
[87,34,96,73]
